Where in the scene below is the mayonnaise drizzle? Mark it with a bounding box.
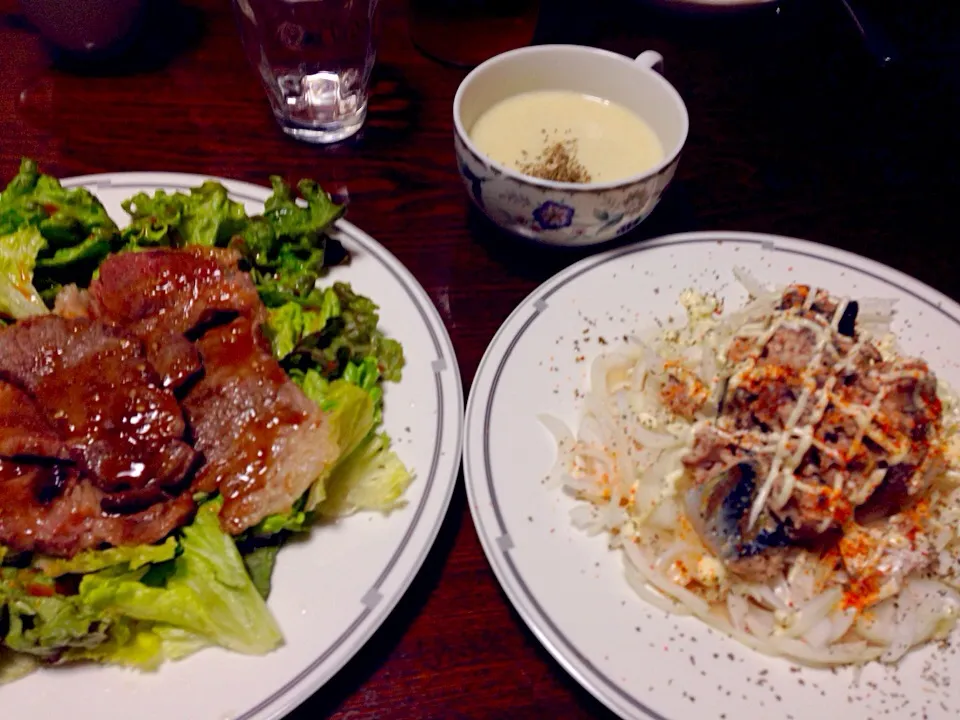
[737,293,919,530]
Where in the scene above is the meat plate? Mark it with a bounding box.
[1,172,464,720]
[464,231,960,720]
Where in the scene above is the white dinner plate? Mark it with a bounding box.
[2,173,464,720]
[464,231,960,720]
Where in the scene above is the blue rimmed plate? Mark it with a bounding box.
[464,230,960,720]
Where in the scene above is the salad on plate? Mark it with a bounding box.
[0,159,412,681]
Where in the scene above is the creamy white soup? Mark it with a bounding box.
[469,90,664,184]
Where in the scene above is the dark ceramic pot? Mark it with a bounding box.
[19,0,147,56]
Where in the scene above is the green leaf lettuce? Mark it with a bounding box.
[0,158,119,313]
[265,291,340,360]
[121,181,248,248]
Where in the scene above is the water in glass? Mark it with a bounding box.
[232,0,379,143]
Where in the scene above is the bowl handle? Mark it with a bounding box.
[634,50,664,74]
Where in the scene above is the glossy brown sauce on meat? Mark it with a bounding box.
[183,318,335,535]
[0,248,336,557]
[0,317,198,506]
[0,374,194,555]
[88,246,265,390]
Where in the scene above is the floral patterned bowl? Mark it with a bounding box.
[453,45,688,246]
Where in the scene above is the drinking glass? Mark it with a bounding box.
[231,0,379,144]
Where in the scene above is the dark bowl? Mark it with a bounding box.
[19,0,147,56]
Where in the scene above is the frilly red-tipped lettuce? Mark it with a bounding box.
[120,181,248,248]
[121,174,347,306]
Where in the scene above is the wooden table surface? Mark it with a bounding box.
[2,0,959,717]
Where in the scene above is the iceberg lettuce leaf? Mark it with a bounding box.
[0,647,37,685]
[316,433,412,519]
[0,569,113,659]
[152,625,209,661]
[61,622,166,671]
[79,499,282,655]
[298,374,376,511]
[33,537,179,577]
[0,226,49,319]
[62,623,208,670]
